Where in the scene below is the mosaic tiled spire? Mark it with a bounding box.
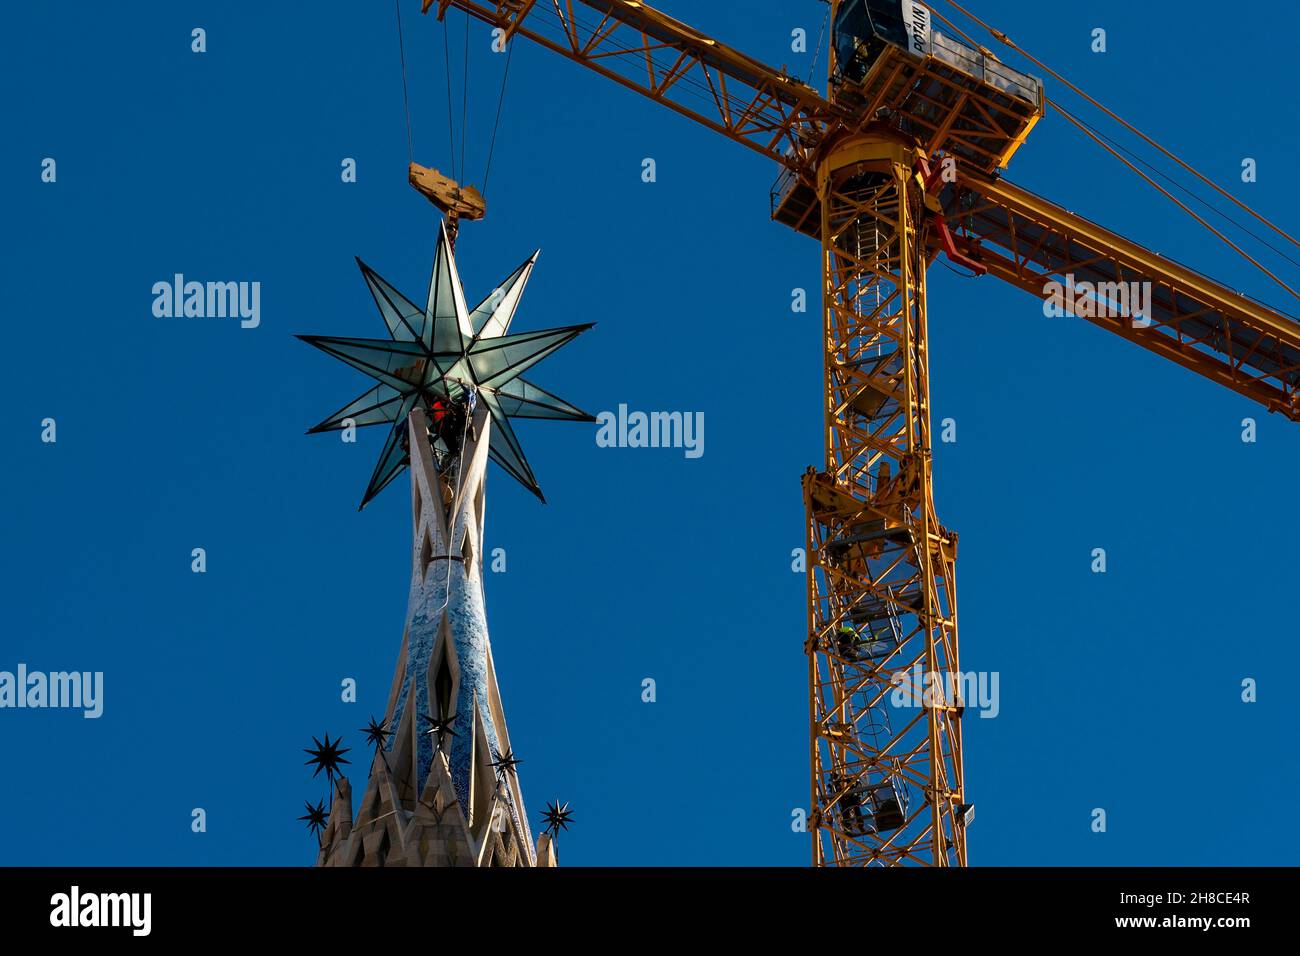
[306,228,590,867]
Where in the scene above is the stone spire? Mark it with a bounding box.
[316,407,550,867]
[300,223,591,866]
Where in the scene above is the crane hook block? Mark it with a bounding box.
[408,163,487,223]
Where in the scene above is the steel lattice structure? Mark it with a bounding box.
[804,139,964,865]
[417,0,1300,865]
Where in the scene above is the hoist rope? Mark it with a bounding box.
[442,16,458,182]
[808,5,830,84]
[461,12,470,186]
[482,38,515,196]
[394,0,415,163]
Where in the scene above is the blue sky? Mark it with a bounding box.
[3,0,1298,866]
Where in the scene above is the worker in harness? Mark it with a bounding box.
[836,623,865,661]
[429,396,449,431]
[832,772,870,836]
[463,385,478,442]
[440,397,468,458]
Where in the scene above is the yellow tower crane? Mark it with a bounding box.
[417,0,1300,866]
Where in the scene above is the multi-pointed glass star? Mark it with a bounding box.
[299,222,594,508]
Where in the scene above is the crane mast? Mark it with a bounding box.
[796,0,1045,865]
[422,0,1300,866]
[804,133,965,865]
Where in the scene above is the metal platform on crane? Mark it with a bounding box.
[846,25,1043,171]
[773,0,1044,239]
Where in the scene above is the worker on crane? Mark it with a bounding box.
[833,772,870,837]
[836,622,865,661]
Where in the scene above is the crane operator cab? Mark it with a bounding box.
[829,0,1044,176]
[833,0,911,87]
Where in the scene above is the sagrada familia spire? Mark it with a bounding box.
[298,222,591,866]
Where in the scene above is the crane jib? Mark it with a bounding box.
[945,172,1300,419]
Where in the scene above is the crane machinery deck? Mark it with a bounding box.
[417,0,1300,866]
